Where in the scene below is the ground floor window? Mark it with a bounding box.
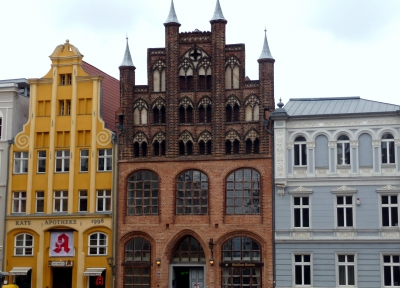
[88,271,106,288]
[14,270,32,288]
[222,267,261,288]
[383,255,400,287]
[124,267,150,288]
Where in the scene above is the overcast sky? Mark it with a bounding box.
[1,0,399,106]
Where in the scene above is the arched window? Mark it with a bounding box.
[198,130,212,155]
[245,130,260,154]
[152,97,166,124]
[88,232,107,255]
[222,237,261,287]
[382,133,395,164]
[294,136,307,166]
[133,132,148,158]
[127,171,159,215]
[337,135,350,165]
[153,133,166,157]
[179,131,194,156]
[198,97,212,123]
[124,238,151,288]
[245,95,260,121]
[176,170,208,215]
[14,233,33,256]
[179,58,194,91]
[226,169,260,214]
[226,131,241,155]
[226,96,240,123]
[153,60,166,92]
[133,99,148,125]
[225,57,240,89]
[179,97,194,124]
[198,59,212,91]
[172,236,205,262]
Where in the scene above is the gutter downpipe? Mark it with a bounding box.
[110,133,116,288]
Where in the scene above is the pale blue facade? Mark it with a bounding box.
[271,97,400,288]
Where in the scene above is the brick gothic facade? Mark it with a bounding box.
[116,1,274,288]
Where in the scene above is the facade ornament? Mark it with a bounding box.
[133,132,148,144]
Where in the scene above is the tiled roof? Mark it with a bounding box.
[284,97,400,116]
[82,61,119,132]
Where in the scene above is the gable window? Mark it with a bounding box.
[127,171,159,215]
[336,196,353,227]
[294,136,307,166]
[14,152,28,174]
[55,150,70,172]
[293,196,309,228]
[13,192,26,213]
[96,190,111,212]
[225,57,240,90]
[337,135,350,165]
[14,233,33,256]
[88,232,107,255]
[36,191,44,213]
[222,237,261,288]
[337,254,356,286]
[98,149,112,171]
[124,238,151,288]
[383,255,400,287]
[226,169,260,214]
[294,254,311,286]
[54,191,68,212]
[381,195,398,227]
[176,170,208,215]
[382,133,395,164]
[37,151,46,173]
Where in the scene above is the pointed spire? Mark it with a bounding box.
[259,28,273,60]
[165,0,180,24]
[121,37,134,67]
[210,0,226,21]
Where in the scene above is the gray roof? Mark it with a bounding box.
[259,30,273,60]
[165,0,180,24]
[284,97,400,116]
[121,39,134,67]
[211,0,226,21]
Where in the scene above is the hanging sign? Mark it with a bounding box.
[50,231,74,257]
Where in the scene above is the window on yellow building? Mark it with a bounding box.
[54,191,68,212]
[12,192,26,213]
[36,191,44,213]
[59,100,71,116]
[60,74,72,86]
[55,150,70,172]
[14,233,33,256]
[88,232,108,255]
[97,190,111,212]
[14,152,28,174]
[80,149,89,172]
[37,151,46,173]
[98,149,112,171]
[79,190,88,212]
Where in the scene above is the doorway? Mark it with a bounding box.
[172,267,204,288]
[52,267,72,288]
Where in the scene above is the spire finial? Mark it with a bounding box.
[259,28,273,60]
[165,0,180,24]
[121,37,134,67]
[277,98,284,108]
[211,0,226,21]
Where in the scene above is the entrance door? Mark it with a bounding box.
[173,267,204,288]
[52,268,72,288]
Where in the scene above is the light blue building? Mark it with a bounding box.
[271,97,400,288]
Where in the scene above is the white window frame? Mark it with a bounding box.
[79,190,88,212]
[12,191,26,213]
[381,194,399,227]
[98,149,112,172]
[14,233,34,256]
[55,150,70,172]
[80,149,89,172]
[0,117,2,139]
[37,150,46,173]
[293,253,312,287]
[382,134,395,164]
[382,254,400,287]
[14,152,28,174]
[337,135,351,165]
[294,136,307,166]
[336,195,354,228]
[293,196,310,228]
[336,253,357,287]
[88,232,108,255]
[35,191,44,213]
[289,188,313,229]
[96,190,111,212]
[53,191,68,213]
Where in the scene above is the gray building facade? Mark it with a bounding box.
[271,97,400,288]
[0,79,30,273]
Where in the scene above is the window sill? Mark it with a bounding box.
[97,170,112,173]
[382,164,396,168]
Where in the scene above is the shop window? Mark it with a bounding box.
[124,238,151,288]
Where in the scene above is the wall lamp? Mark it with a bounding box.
[209,238,215,266]
[107,257,115,276]
[156,258,161,266]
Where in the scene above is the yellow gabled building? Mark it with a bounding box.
[4,40,117,288]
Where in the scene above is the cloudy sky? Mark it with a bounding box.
[1,0,399,106]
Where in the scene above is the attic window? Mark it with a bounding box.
[60,74,72,86]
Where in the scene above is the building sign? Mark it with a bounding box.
[50,231,74,257]
[220,263,264,267]
[49,261,74,267]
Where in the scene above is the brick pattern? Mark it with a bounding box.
[117,17,275,288]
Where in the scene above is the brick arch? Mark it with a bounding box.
[162,229,211,262]
[119,230,156,248]
[180,46,211,61]
[216,230,266,248]
[224,167,262,181]
[179,130,194,143]
[133,131,148,144]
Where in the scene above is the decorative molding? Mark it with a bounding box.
[377,185,400,194]
[198,130,212,143]
[179,131,194,143]
[328,141,336,148]
[152,59,166,71]
[276,183,286,197]
[225,130,241,141]
[226,46,242,51]
[307,142,315,148]
[292,232,309,239]
[372,140,381,146]
[150,49,165,55]
[360,168,373,174]
[133,132,147,144]
[179,96,194,108]
[133,98,148,110]
[134,87,148,93]
[244,95,260,107]
[286,118,400,129]
[350,141,358,147]
[96,131,111,146]
[226,95,241,107]
[316,169,328,175]
[382,231,399,238]
[337,168,350,174]
[294,169,307,175]
[395,140,400,146]
[331,186,357,194]
[383,168,395,173]
[244,81,259,88]
[286,142,294,149]
[180,35,211,42]
[152,97,166,110]
[337,232,354,238]
[245,129,259,142]
[276,130,285,178]
[152,132,166,144]
[15,134,30,149]
[197,97,212,108]
[289,186,313,195]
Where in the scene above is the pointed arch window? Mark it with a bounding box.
[176,170,208,215]
[152,97,166,124]
[226,169,260,214]
[153,60,166,92]
[127,170,159,215]
[152,133,166,157]
[245,130,260,154]
[124,238,151,288]
[226,96,240,123]
[198,131,212,156]
[245,95,260,121]
[133,132,148,158]
[179,58,194,91]
[133,99,148,125]
[382,133,395,164]
[225,56,240,90]
[198,97,212,123]
[179,131,194,156]
[226,131,241,155]
[179,97,194,124]
[172,236,205,263]
[198,58,212,91]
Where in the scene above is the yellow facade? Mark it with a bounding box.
[4,40,114,288]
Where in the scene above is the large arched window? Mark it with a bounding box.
[124,238,151,288]
[172,236,205,263]
[14,233,33,256]
[382,133,395,164]
[88,232,107,255]
[176,170,208,215]
[226,169,260,214]
[222,237,262,288]
[127,171,159,215]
